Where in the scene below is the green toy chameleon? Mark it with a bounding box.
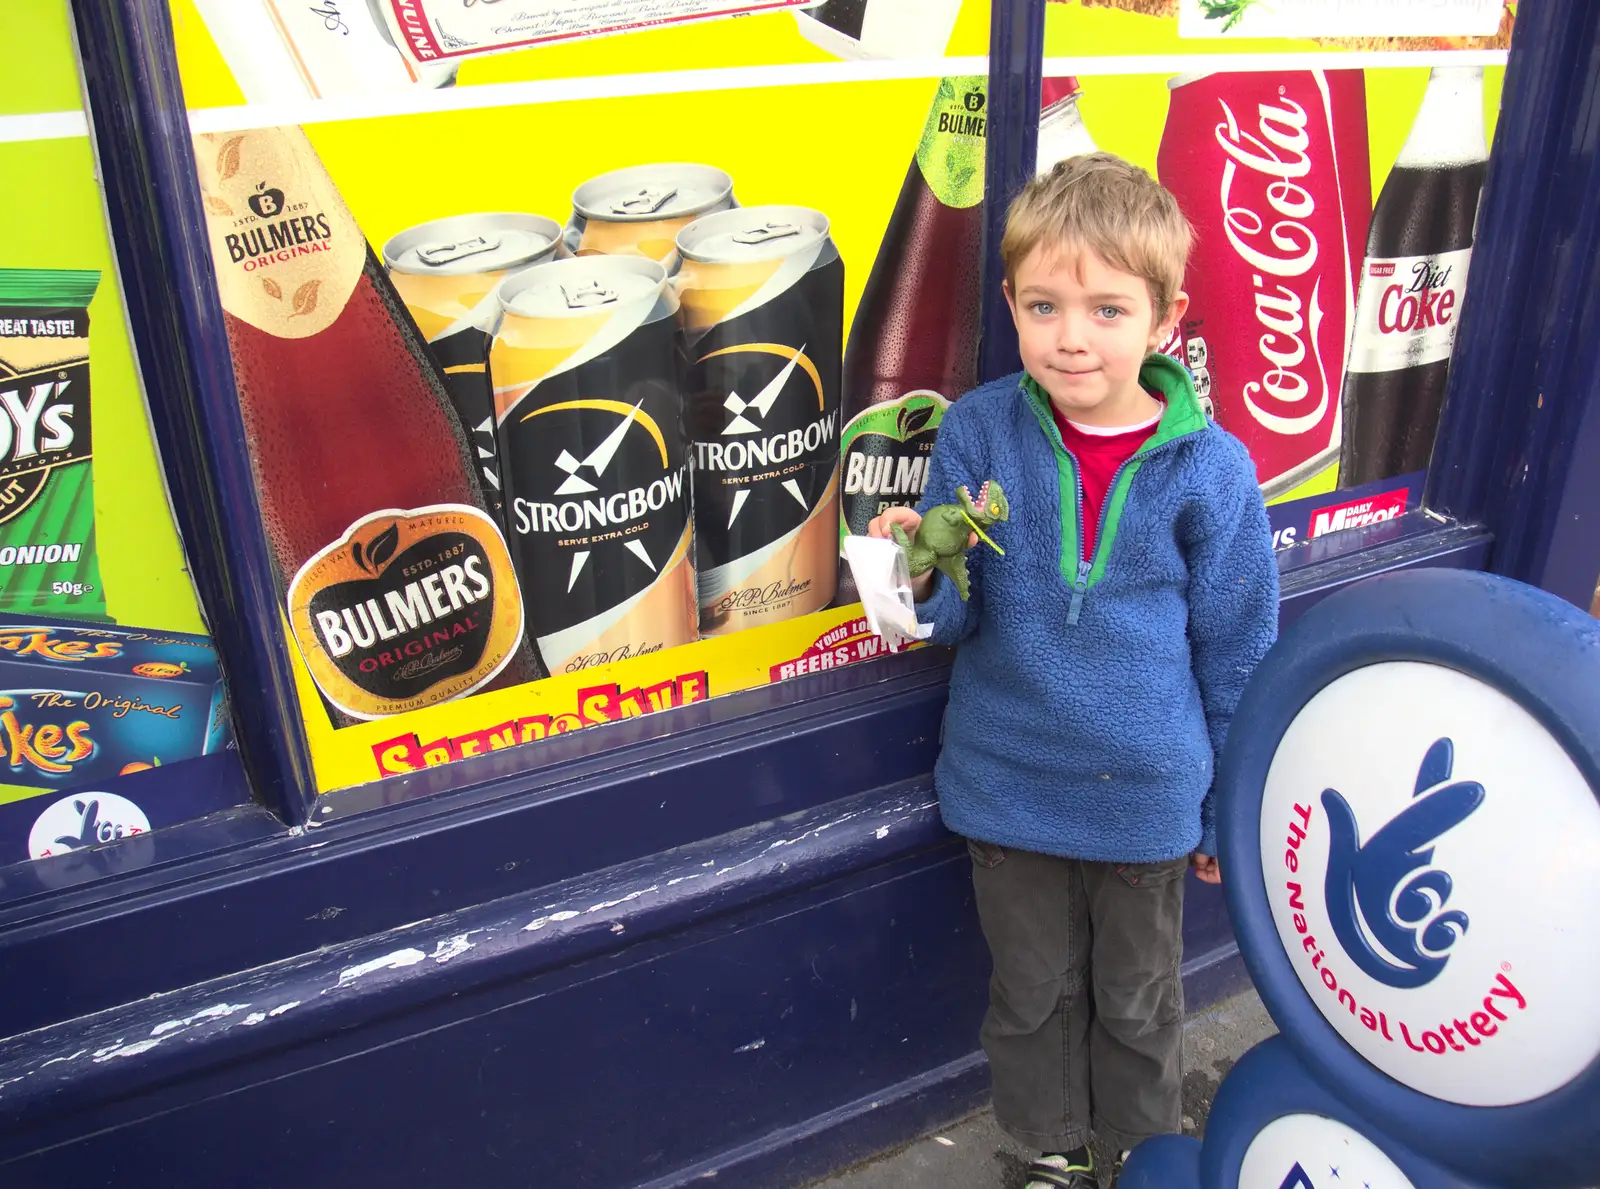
[891,479,1009,602]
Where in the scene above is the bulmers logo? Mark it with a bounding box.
[1323,737,1482,989]
[1260,661,1600,1106]
[246,180,287,219]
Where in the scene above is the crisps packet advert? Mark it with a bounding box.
[0,269,107,620]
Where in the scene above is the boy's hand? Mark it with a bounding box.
[1190,853,1221,885]
[867,505,921,540]
[868,506,940,600]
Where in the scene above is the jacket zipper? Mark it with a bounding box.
[1059,436,1189,626]
[1023,372,1207,626]
[1067,458,1090,625]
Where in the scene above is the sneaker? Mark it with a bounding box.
[1025,1152,1097,1189]
[1109,1148,1130,1187]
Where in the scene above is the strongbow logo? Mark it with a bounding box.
[1323,738,1483,989]
[511,399,684,591]
[547,400,659,495]
[717,343,815,436]
[694,343,837,526]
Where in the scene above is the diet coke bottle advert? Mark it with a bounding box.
[1158,70,1373,498]
[1339,66,1488,488]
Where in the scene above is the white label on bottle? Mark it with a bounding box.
[1344,247,1472,375]
[193,127,368,340]
[263,1,428,97]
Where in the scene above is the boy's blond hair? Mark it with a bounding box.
[1001,152,1193,325]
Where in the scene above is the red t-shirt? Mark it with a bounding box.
[1050,403,1163,562]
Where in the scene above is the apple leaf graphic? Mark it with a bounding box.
[262,277,283,300]
[368,522,400,570]
[289,280,321,318]
[203,194,234,217]
[899,404,935,437]
[217,136,244,183]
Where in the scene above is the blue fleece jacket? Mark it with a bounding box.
[915,355,1279,862]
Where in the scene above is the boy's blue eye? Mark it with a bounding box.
[1030,302,1055,316]
[1097,306,1123,320]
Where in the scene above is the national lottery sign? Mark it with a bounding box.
[1213,567,1600,1188]
[1259,660,1600,1106]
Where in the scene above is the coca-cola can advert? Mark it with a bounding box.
[1158,70,1373,498]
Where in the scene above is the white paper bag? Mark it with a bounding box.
[841,535,933,653]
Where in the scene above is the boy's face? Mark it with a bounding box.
[1004,243,1188,428]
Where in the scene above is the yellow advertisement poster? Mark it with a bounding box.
[166,0,1515,798]
[168,0,992,794]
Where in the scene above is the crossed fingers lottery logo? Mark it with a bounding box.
[1322,736,1480,990]
[1260,661,1600,1106]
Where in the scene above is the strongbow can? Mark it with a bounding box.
[1157,70,1372,498]
[491,257,696,675]
[384,214,562,528]
[676,205,843,635]
[569,165,735,266]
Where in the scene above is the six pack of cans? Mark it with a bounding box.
[383,167,845,680]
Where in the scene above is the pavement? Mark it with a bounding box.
[804,988,1279,1189]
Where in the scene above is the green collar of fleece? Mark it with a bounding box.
[1020,352,1208,449]
[1019,353,1209,603]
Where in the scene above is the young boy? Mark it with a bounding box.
[869,153,1278,1188]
